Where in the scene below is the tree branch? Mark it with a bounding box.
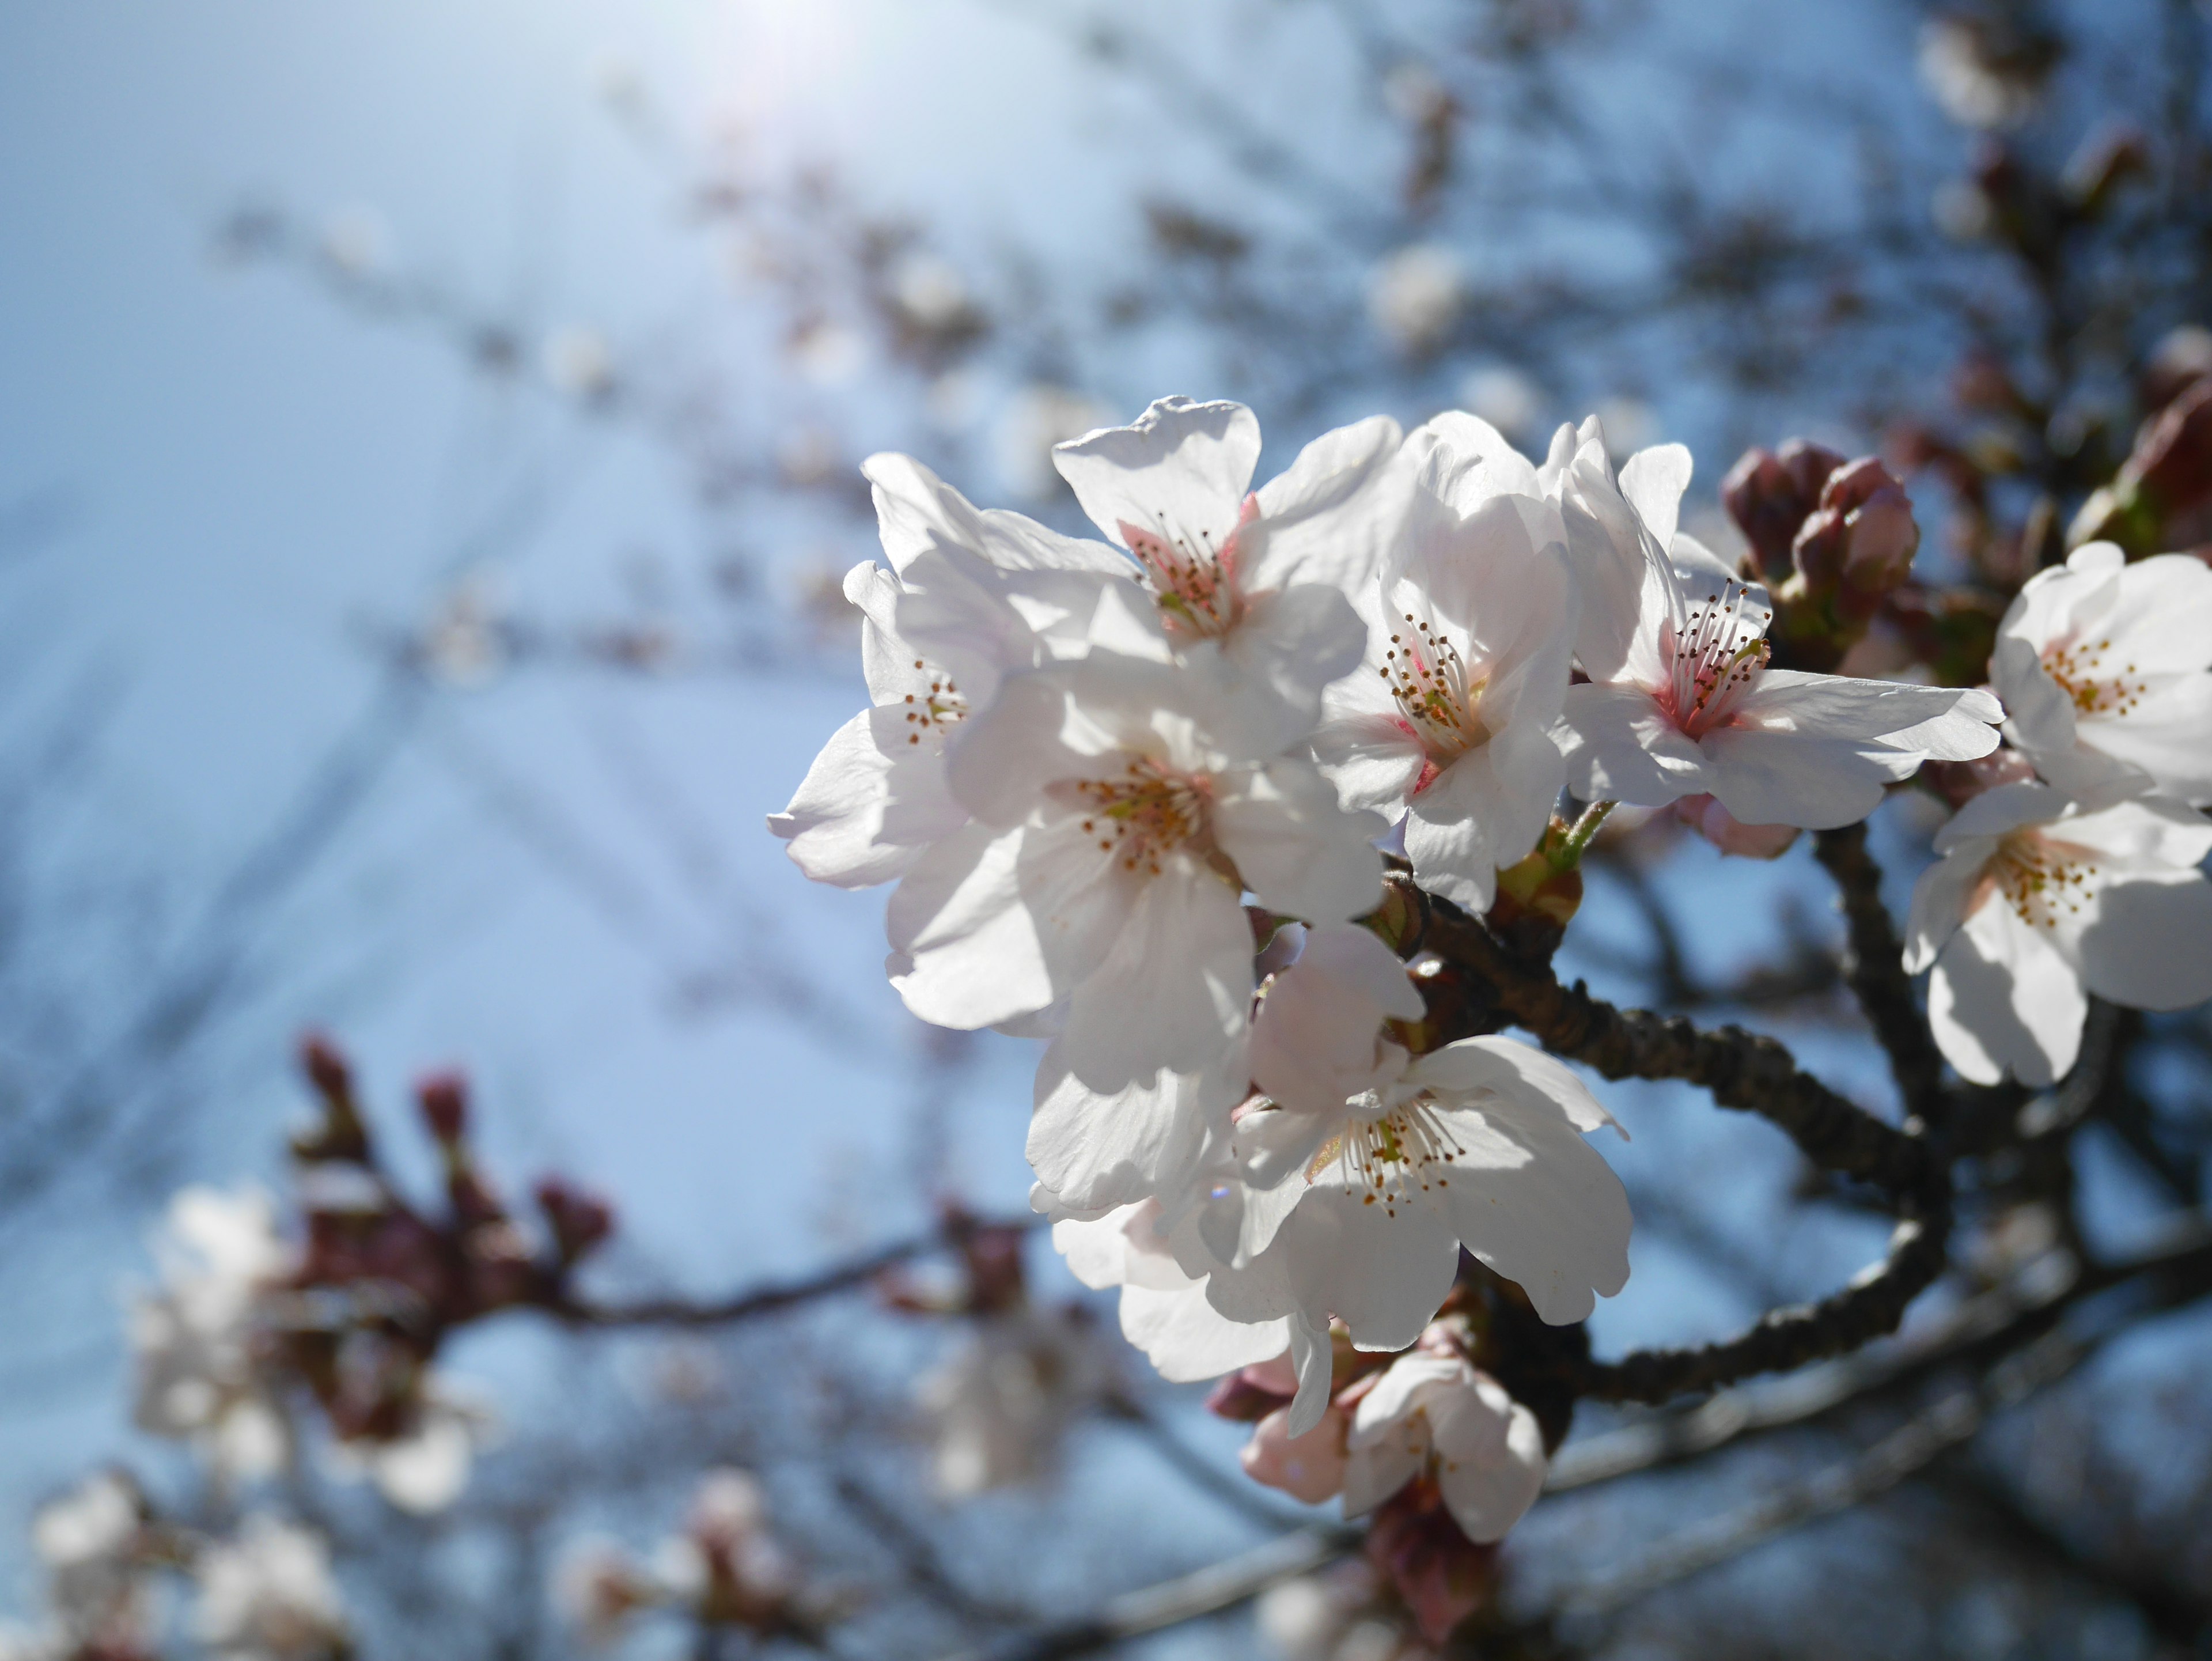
[1812,824,1947,1129]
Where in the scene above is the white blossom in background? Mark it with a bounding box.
[995,384,1111,500]
[1457,365,1543,443]
[543,326,615,400]
[192,1516,349,1661]
[1991,543,2212,807]
[1906,781,2212,1085]
[131,1185,294,1483]
[328,1381,496,1515]
[1368,245,1465,354]
[31,1470,154,1657]
[1548,418,2005,827]
[316,205,388,278]
[554,1538,662,1649]
[656,1469,803,1624]
[770,452,1124,888]
[891,649,1384,1208]
[1918,16,2047,130]
[914,1309,1105,1497]
[887,251,975,334]
[1053,396,1405,744]
[1310,416,1576,909]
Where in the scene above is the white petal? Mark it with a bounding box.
[769,707,965,888]
[1406,1036,1622,1136]
[1217,583,1372,741]
[863,451,1127,575]
[1123,1283,1287,1383]
[1244,415,1407,593]
[1698,725,1896,828]
[1215,761,1387,924]
[1726,672,2003,760]
[888,823,1062,1028]
[1310,710,1429,812]
[1902,844,1987,974]
[1283,1313,1336,1438]
[1251,925,1421,1116]
[1052,1208,1143,1291]
[1052,396,1260,555]
[1282,1191,1464,1353]
[1436,1395,1547,1543]
[2073,865,2212,1011]
[1617,443,1693,553]
[1936,781,2067,850]
[1350,1353,1468,1441]
[1407,411,1542,508]
[1556,683,1710,805]
[1927,904,2085,1088]
[1028,1047,1234,1211]
[1052,868,1253,1088]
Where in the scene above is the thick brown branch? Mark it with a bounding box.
[1388,871,1952,1403]
[1812,823,1948,1128]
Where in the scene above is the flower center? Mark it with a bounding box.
[1381,613,1489,777]
[899,659,967,747]
[1987,829,2098,930]
[2042,635,2147,719]
[1116,496,1258,638]
[1669,584,1772,738]
[1305,1097,1466,1219]
[1070,758,1213,878]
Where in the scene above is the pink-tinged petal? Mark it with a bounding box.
[887,824,1059,1029]
[1435,1392,1547,1543]
[1557,683,1711,806]
[1251,925,1422,1117]
[863,451,1127,576]
[1244,414,1407,594]
[1422,1094,1632,1324]
[1338,1428,1425,1520]
[1215,760,1387,924]
[2073,866,2212,1011]
[1927,903,2085,1088]
[1407,411,1542,509]
[1123,1283,1289,1383]
[1052,396,1260,555]
[1350,1354,1473,1445]
[769,709,962,889]
[1696,728,1892,828]
[1674,793,1801,859]
[1312,710,1430,813]
[1617,443,1694,553]
[1241,1401,1351,1501]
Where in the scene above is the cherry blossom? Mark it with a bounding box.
[1310,418,1577,910]
[914,1306,1105,1497]
[131,1186,294,1482]
[1339,1346,1546,1543]
[30,1470,156,1660]
[889,649,1385,1207]
[1991,542,2212,807]
[192,1516,349,1661]
[1904,781,2212,1085]
[769,453,1124,888]
[1551,420,2004,827]
[1203,928,1630,1350]
[1054,396,1405,743]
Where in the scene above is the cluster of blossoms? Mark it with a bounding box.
[127,1038,618,1515]
[1,1471,348,1661]
[772,395,2050,1554]
[555,1468,843,1652]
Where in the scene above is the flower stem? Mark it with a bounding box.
[1548,800,1617,871]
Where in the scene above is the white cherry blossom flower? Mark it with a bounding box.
[1991,542,2212,807]
[131,1186,294,1482]
[769,454,1124,888]
[1311,417,1577,909]
[1052,1197,1334,1432]
[192,1515,349,1661]
[1054,396,1405,744]
[1906,782,2212,1085]
[327,1380,495,1515]
[914,1306,1105,1497]
[1550,420,2003,827]
[32,1470,154,1656]
[889,650,1385,1207]
[1203,927,1630,1351]
[1340,1348,1547,1543]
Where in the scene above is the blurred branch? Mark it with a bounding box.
[551,1212,1047,1328]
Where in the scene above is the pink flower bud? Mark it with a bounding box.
[300,1032,352,1102]
[1722,440,1844,578]
[1205,1370,1293,1424]
[1792,456,1920,615]
[534,1176,616,1262]
[415,1072,469,1143]
[1240,1401,1349,1504]
[1925,746,2036,809]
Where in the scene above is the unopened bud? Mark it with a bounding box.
[301,1032,352,1102]
[1793,457,1920,617]
[1487,839,1583,963]
[1204,1370,1292,1423]
[1673,794,1800,860]
[535,1176,616,1262]
[1365,1477,1499,1645]
[2060,123,2148,214]
[415,1072,469,1143]
[1722,440,1843,577]
[1924,747,2036,808]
